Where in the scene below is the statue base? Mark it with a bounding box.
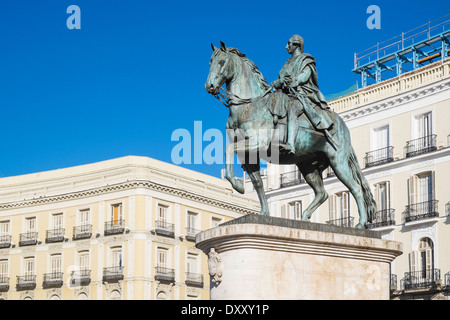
[196,215,403,300]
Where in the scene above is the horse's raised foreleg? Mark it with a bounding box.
[298,165,328,221]
[225,142,245,194]
[242,162,270,216]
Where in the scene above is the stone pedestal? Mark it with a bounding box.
[196,215,403,300]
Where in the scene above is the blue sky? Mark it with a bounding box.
[0,0,449,178]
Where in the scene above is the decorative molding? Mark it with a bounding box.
[0,180,259,216]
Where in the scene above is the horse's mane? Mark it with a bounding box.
[226,47,271,91]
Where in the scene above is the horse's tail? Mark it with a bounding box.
[348,147,377,225]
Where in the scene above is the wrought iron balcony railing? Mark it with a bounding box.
[71,269,91,286]
[45,228,65,243]
[326,217,354,228]
[364,146,394,168]
[43,272,64,288]
[280,170,304,188]
[0,276,9,292]
[400,269,441,291]
[0,235,12,249]
[16,275,36,290]
[102,266,124,282]
[155,266,175,283]
[19,232,38,246]
[185,272,204,288]
[73,225,92,240]
[367,209,396,229]
[444,271,450,288]
[404,134,437,158]
[155,220,175,238]
[104,220,125,236]
[405,200,439,222]
[185,227,200,242]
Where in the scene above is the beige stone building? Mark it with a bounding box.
[0,156,259,300]
[261,58,450,299]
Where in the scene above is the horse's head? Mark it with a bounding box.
[205,41,232,96]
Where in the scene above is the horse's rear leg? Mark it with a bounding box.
[329,157,369,229]
[298,165,328,221]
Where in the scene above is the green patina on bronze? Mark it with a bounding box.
[205,36,377,229]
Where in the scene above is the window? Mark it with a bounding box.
[79,209,90,228]
[415,112,432,140]
[329,192,350,221]
[408,172,435,205]
[211,217,222,228]
[374,182,391,211]
[187,211,197,231]
[0,221,10,244]
[111,247,122,268]
[111,204,122,225]
[158,204,168,223]
[410,238,434,277]
[281,201,302,220]
[50,254,62,274]
[25,217,36,234]
[157,248,168,269]
[372,125,389,151]
[78,251,89,271]
[0,260,8,281]
[186,253,198,274]
[24,257,35,280]
[52,213,64,237]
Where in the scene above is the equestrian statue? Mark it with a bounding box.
[205,36,376,229]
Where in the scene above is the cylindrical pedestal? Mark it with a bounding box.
[196,215,402,300]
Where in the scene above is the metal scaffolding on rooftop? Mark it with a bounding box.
[353,14,450,87]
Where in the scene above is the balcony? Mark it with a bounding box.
[71,269,91,286]
[185,227,200,242]
[43,272,64,288]
[102,266,124,282]
[104,220,125,236]
[326,217,354,228]
[45,228,65,243]
[155,220,175,238]
[0,277,9,292]
[404,134,437,158]
[16,275,36,290]
[0,235,12,249]
[280,170,304,188]
[405,200,439,223]
[185,272,204,288]
[155,266,175,283]
[19,232,38,246]
[364,146,394,168]
[400,269,441,291]
[73,225,92,240]
[367,209,396,229]
[444,271,450,289]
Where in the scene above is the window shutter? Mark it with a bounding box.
[408,176,418,206]
[386,181,391,210]
[343,192,349,219]
[329,195,336,220]
[409,251,419,273]
[431,171,436,201]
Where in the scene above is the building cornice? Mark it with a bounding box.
[0,179,259,215]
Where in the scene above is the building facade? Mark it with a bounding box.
[0,156,259,300]
[260,58,450,299]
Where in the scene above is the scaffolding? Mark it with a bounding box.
[353,14,450,87]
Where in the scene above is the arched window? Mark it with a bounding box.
[418,237,434,276]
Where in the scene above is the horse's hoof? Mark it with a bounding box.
[233,180,245,194]
[355,223,366,229]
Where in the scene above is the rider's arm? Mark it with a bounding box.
[291,66,312,87]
